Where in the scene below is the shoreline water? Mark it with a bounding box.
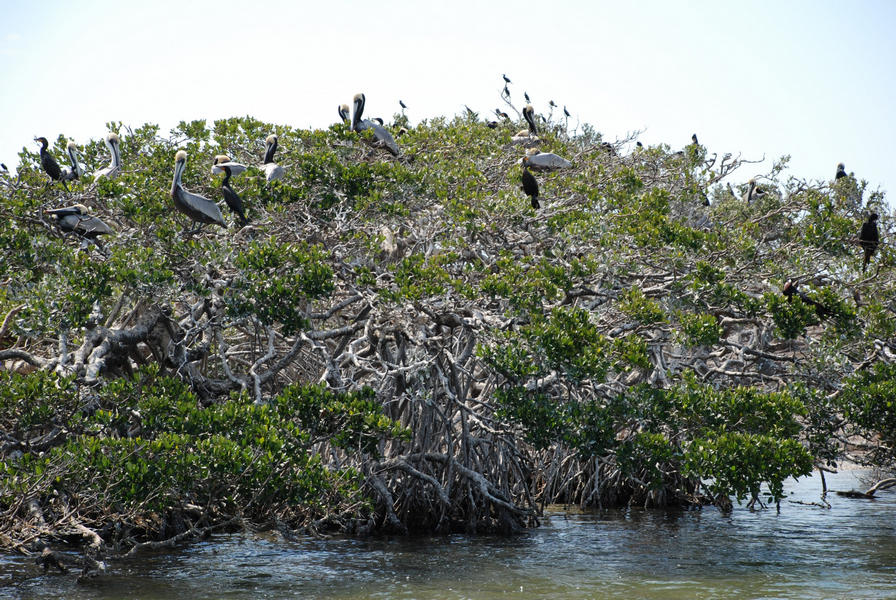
[3,470,893,600]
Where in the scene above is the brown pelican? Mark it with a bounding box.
[338,104,351,125]
[511,106,539,144]
[835,162,847,179]
[860,213,879,273]
[521,156,539,209]
[220,165,248,225]
[60,141,86,181]
[93,133,121,179]
[523,149,572,171]
[34,137,62,182]
[743,178,765,203]
[211,154,247,176]
[523,105,538,135]
[351,93,399,156]
[45,204,112,249]
[263,134,284,182]
[171,150,225,231]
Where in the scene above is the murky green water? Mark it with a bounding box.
[2,470,894,599]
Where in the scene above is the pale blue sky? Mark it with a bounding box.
[1,0,894,199]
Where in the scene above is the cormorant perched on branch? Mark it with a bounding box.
[524,91,531,103]
[495,108,510,120]
[34,137,62,182]
[45,204,113,249]
[782,279,830,318]
[93,133,121,179]
[563,106,571,119]
[171,150,226,232]
[691,133,699,146]
[521,156,539,209]
[835,162,847,180]
[263,134,285,181]
[399,99,407,110]
[351,93,399,156]
[860,213,879,273]
[502,73,511,84]
[220,166,248,226]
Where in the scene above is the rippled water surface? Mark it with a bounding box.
[3,470,895,599]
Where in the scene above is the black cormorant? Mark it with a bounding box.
[171,150,226,231]
[502,74,511,84]
[521,156,539,209]
[34,137,62,182]
[859,213,879,273]
[563,106,570,118]
[399,99,407,110]
[524,91,531,103]
[220,166,248,226]
[835,162,847,180]
[691,133,699,145]
[782,279,830,318]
